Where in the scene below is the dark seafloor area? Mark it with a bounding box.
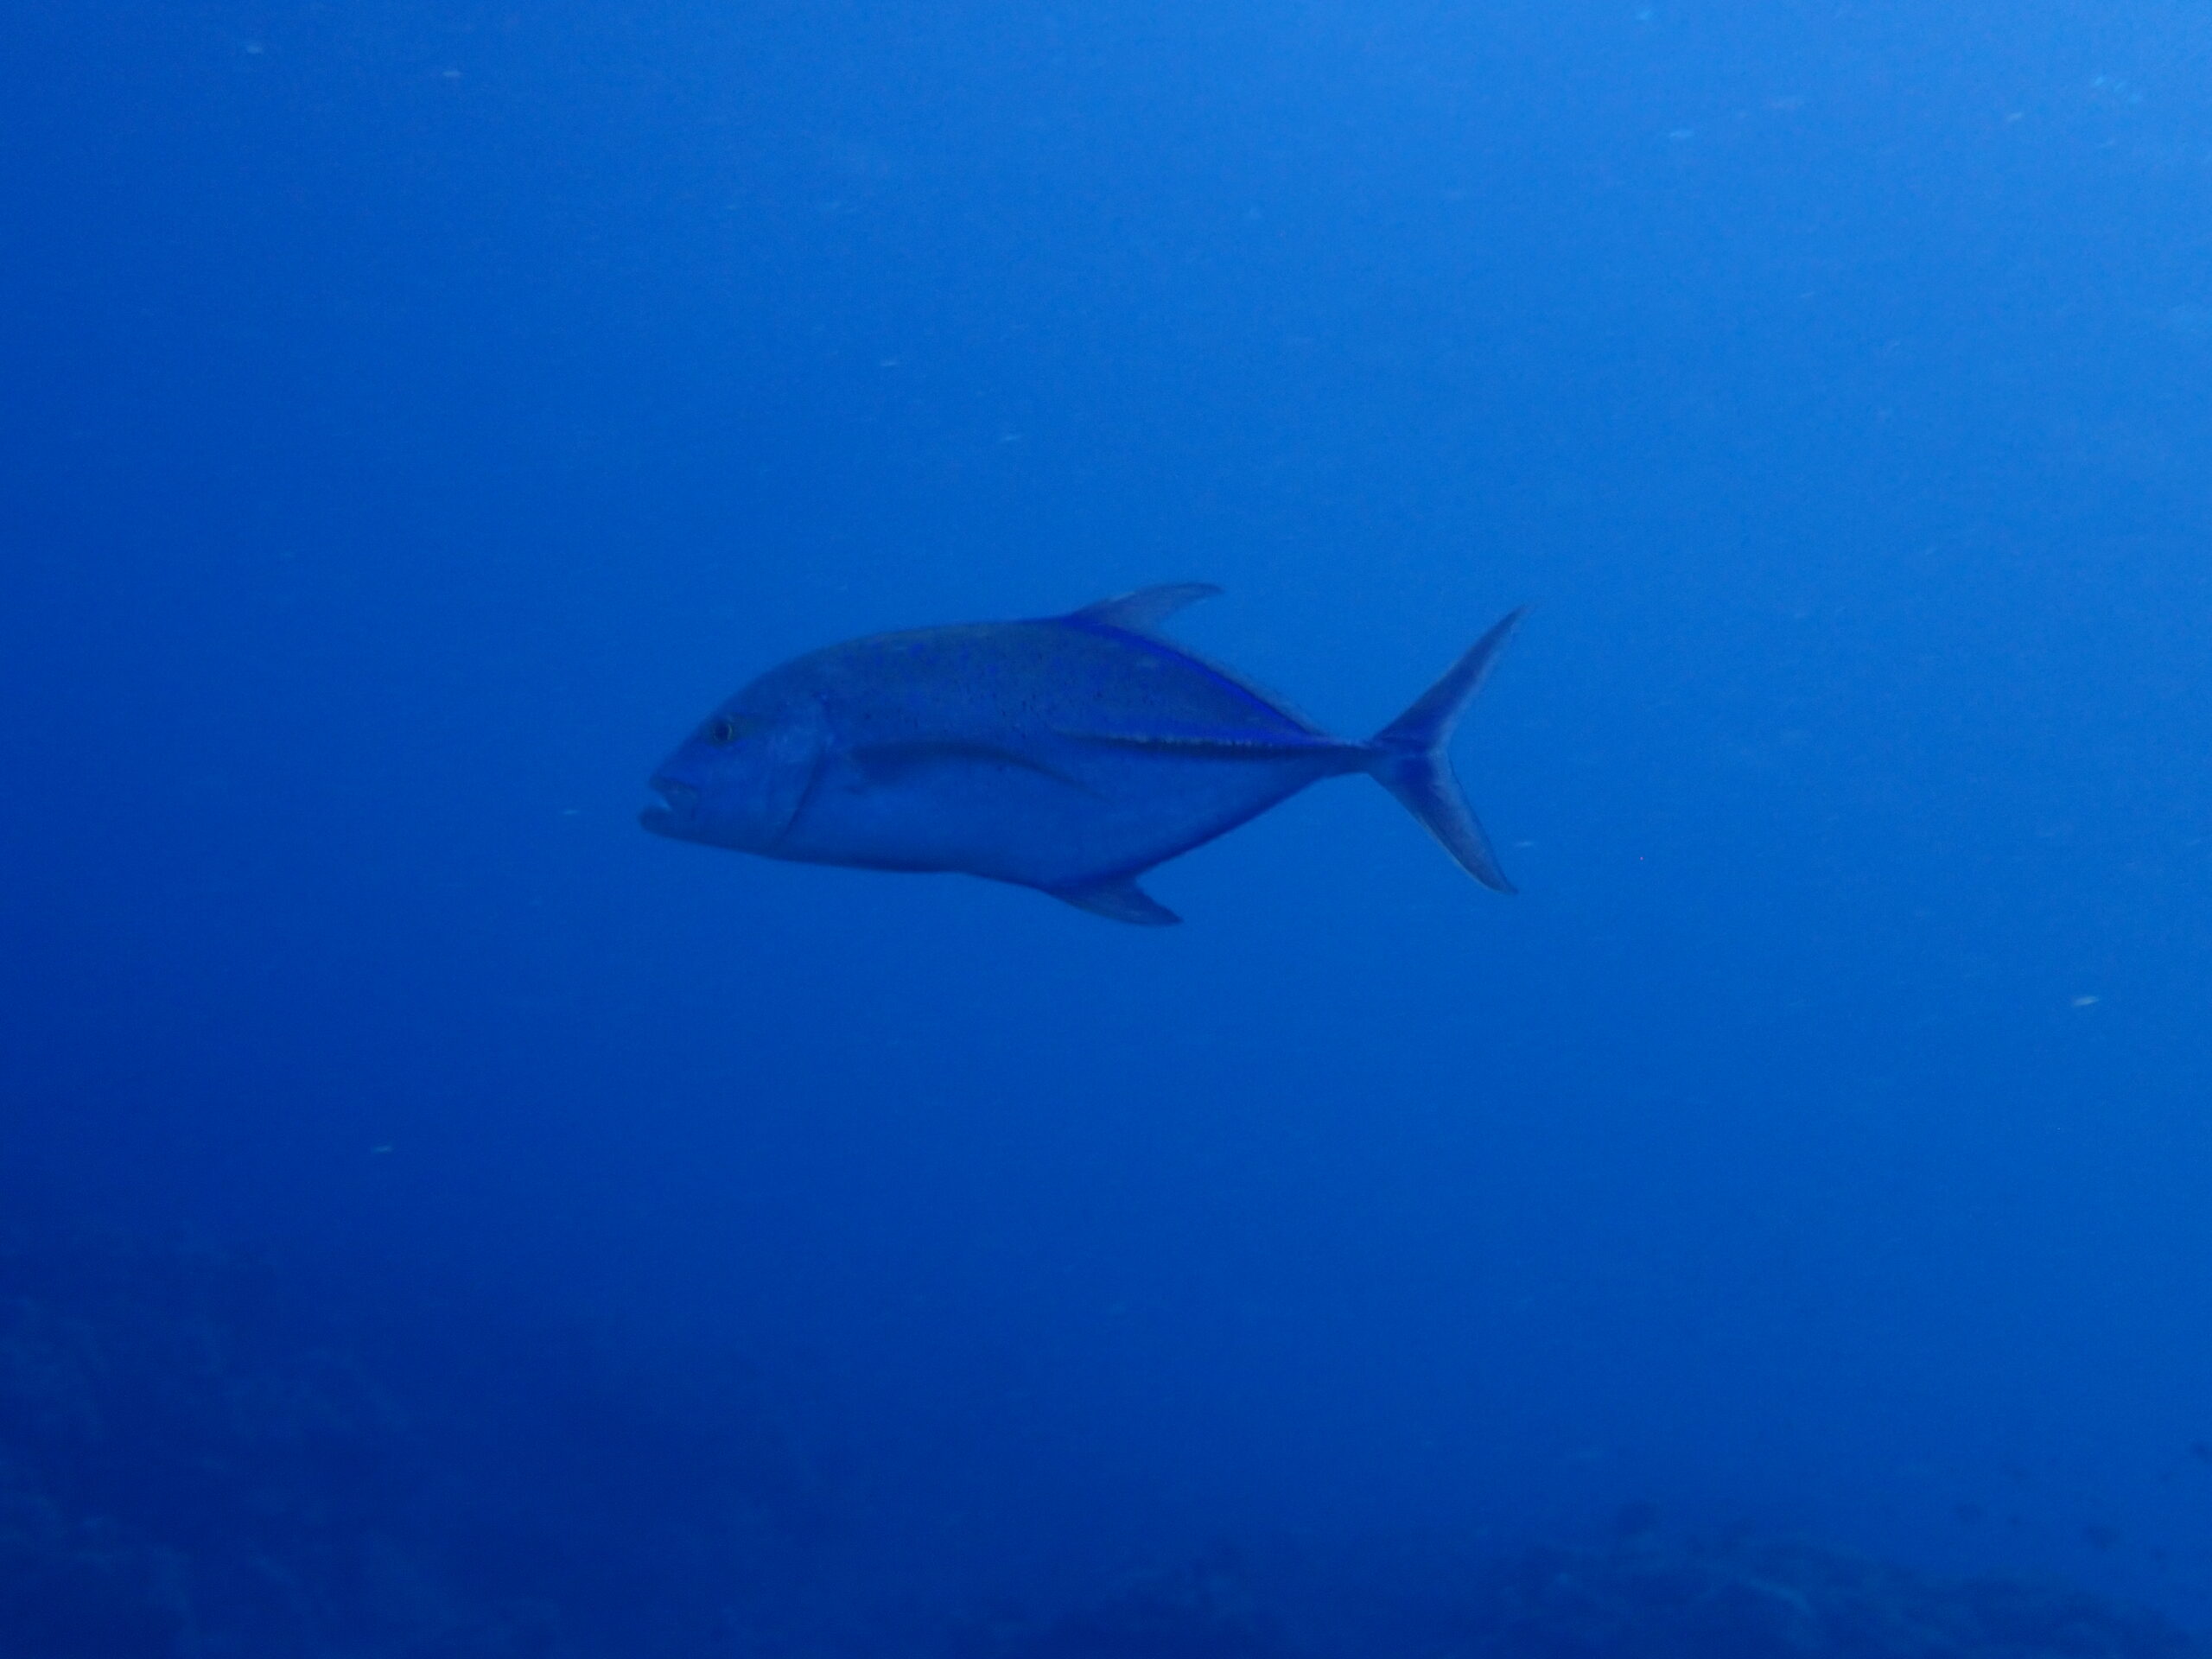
[0,1233,831,1656]
[3,1231,2206,1657]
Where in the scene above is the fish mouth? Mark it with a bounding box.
[639,777,699,836]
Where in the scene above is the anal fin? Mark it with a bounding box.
[1050,874,1181,926]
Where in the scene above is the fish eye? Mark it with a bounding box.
[703,715,745,746]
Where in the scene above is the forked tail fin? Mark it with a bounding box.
[1367,607,1528,894]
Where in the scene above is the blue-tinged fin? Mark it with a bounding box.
[1061,583,1335,743]
[851,739,1094,793]
[1068,583,1223,638]
[1051,873,1181,925]
[1365,607,1528,894]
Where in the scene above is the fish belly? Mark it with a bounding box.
[784,741,1326,889]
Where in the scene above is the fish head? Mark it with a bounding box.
[642,684,829,852]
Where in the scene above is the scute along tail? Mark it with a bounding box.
[1367,607,1527,894]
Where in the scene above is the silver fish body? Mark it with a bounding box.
[643,585,1523,924]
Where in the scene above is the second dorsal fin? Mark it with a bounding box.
[1069,583,1222,639]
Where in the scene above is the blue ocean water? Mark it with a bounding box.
[4,1,2212,1651]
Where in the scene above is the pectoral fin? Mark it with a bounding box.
[1049,874,1181,926]
[850,740,1091,792]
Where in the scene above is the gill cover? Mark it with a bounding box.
[754,694,831,845]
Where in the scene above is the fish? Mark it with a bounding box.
[640,584,1526,925]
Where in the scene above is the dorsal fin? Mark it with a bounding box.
[1069,583,1222,638]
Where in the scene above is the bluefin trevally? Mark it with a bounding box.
[641,585,1526,925]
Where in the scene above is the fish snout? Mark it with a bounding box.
[639,776,701,836]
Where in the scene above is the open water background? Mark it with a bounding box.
[5,1,2212,1649]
